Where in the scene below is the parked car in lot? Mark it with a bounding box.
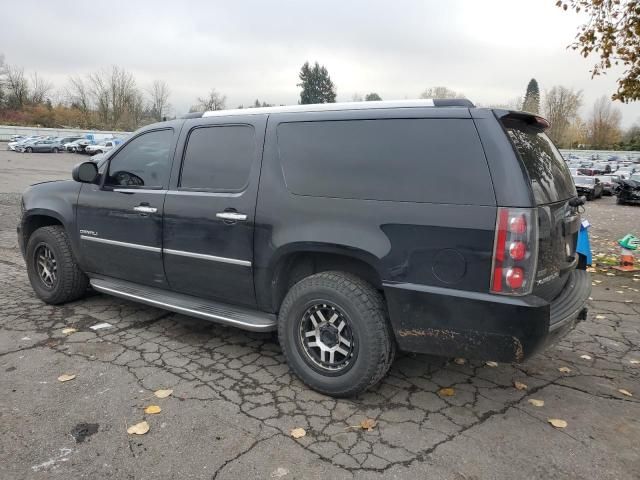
[614,166,637,179]
[84,139,123,155]
[71,139,93,154]
[617,178,640,205]
[573,175,603,200]
[7,136,42,151]
[17,139,65,153]
[595,175,621,195]
[64,138,87,152]
[17,100,590,396]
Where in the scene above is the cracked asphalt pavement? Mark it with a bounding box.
[1,147,639,479]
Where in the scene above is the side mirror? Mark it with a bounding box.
[72,161,99,183]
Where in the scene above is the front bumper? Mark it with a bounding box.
[383,269,591,362]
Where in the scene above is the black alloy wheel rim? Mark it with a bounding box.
[34,244,57,289]
[298,303,356,373]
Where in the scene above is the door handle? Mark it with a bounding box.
[133,205,157,213]
[216,212,247,221]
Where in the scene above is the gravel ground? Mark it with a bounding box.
[1,145,639,480]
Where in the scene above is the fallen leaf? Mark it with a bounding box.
[271,467,290,478]
[438,387,455,397]
[127,421,150,435]
[616,290,624,294]
[548,418,568,429]
[290,427,306,439]
[90,322,113,330]
[580,354,592,360]
[618,389,633,397]
[57,373,76,382]
[630,360,640,365]
[485,361,499,367]
[144,405,162,414]
[595,315,606,320]
[61,327,77,335]
[606,273,615,276]
[454,357,466,365]
[360,418,377,431]
[154,389,174,399]
[514,381,528,391]
[528,398,544,407]
[558,366,572,373]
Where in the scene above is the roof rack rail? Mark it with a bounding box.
[432,99,475,108]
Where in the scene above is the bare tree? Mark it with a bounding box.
[193,88,226,112]
[66,76,92,121]
[30,72,53,104]
[147,80,171,121]
[420,86,463,99]
[543,86,583,146]
[0,54,8,108]
[88,66,139,129]
[587,95,622,148]
[5,65,29,109]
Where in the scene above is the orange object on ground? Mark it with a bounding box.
[612,247,640,272]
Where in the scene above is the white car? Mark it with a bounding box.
[614,167,637,180]
[84,140,120,155]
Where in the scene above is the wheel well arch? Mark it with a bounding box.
[22,214,63,246]
[270,250,383,313]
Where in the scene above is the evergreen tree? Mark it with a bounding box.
[365,92,382,101]
[297,61,337,104]
[522,78,540,113]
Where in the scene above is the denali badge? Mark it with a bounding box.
[79,229,98,236]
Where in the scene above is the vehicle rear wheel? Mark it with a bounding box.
[26,226,89,304]
[278,271,395,397]
[52,147,59,153]
[26,147,33,153]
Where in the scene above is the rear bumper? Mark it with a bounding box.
[383,269,590,362]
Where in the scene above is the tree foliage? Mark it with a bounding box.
[543,86,583,145]
[297,61,336,104]
[193,88,226,112]
[557,0,640,102]
[147,80,171,121]
[521,78,540,113]
[419,86,462,99]
[587,95,622,147]
[364,92,382,101]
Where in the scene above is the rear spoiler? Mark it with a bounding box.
[493,110,550,130]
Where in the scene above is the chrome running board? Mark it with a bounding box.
[89,276,276,332]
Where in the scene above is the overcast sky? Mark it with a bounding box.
[3,0,639,127]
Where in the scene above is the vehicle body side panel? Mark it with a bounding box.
[254,108,497,312]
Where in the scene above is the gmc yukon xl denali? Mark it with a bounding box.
[18,99,590,397]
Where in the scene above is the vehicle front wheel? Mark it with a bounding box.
[25,147,33,153]
[52,147,59,153]
[26,226,89,304]
[278,271,395,397]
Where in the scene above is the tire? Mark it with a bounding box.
[586,193,593,201]
[26,147,33,153]
[52,147,59,153]
[278,271,395,397]
[26,226,89,305]
[617,197,625,205]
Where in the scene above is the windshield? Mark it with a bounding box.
[502,117,575,204]
[573,176,594,185]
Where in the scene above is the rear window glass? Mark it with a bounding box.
[277,119,494,205]
[502,119,575,204]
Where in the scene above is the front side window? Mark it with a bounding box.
[105,129,173,188]
[180,125,255,191]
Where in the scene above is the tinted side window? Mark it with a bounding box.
[277,119,494,205]
[105,129,173,188]
[180,125,255,191]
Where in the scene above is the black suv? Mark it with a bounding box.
[18,100,590,397]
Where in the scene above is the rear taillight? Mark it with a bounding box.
[490,207,538,295]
